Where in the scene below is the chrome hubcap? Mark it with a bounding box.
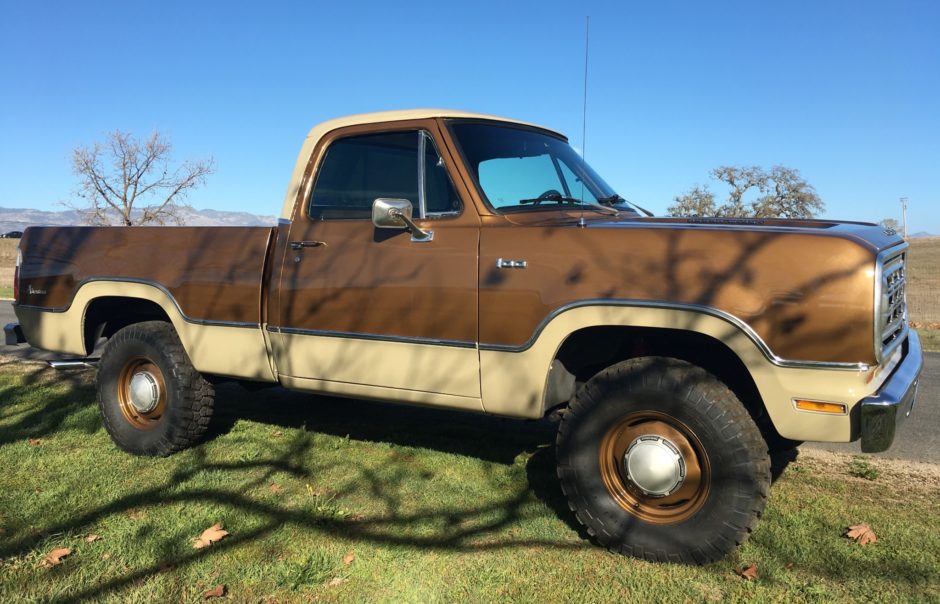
[128,371,161,413]
[623,435,686,497]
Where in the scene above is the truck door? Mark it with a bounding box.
[269,122,481,402]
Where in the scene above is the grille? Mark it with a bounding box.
[877,249,908,362]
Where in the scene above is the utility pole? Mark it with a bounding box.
[900,197,908,238]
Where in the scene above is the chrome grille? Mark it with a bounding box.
[876,248,908,363]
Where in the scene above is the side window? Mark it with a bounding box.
[309,132,419,220]
[309,130,462,220]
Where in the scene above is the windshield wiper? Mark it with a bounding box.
[597,194,654,217]
[518,192,619,216]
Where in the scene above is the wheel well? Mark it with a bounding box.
[83,297,172,355]
[548,326,783,445]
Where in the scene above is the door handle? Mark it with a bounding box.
[290,240,327,250]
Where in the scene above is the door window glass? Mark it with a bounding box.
[309,130,461,220]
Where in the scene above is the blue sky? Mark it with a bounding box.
[1,0,938,232]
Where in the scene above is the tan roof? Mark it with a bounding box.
[304,109,563,141]
[281,109,564,219]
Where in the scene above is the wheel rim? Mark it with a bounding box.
[116,357,167,430]
[599,410,710,524]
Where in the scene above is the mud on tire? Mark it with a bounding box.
[97,321,214,456]
[556,356,771,564]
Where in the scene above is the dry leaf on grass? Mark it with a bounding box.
[784,562,794,570]
[269,483,283,494]
[126,509,147,521]
[271,430,283,438]
[736,564,758,580]
[193,522,229,549]
[327,577,348,587]
[100,552,111,561]
[85,534,101,543]
[27,438,42,446]
[40,547,72,568]
[845,523,877,545]
[342,551,355,565]
[203,584,227,599]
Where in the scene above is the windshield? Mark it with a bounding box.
[449,121,630,213]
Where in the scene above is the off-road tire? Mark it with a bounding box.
[97,321,214,456]
[556,356,771,564]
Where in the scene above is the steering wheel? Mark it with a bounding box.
[529,189,563,205]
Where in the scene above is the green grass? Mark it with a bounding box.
[0,286,12,299]
[0,360,938,603]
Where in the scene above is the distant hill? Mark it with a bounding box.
[0,206,276,232]
[910,231,936,238]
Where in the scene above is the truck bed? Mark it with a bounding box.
[17,226,274,324]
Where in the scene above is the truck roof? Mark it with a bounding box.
[281,109,564,219]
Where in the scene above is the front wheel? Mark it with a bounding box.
[97,321,214,456]
[556,357,770,564]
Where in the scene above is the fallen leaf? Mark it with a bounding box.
[203,584,227,599]
[271,430,283,438]
[40,547,72,568]
[193,522,229,549]
[127,509,146,521]
[28,438,42,446]
[85,533,101,543]
[846,523,877,545]
[269,483,283,494]
[327,577,348,587]
[349,513,365,522]
[342,551,355,565]
[101,552,111,560]
[784,561,794,570]
[736,564,758,580]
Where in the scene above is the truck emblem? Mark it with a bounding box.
[883,227,897,236]
[28,285,47,296]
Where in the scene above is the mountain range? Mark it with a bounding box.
[0,206,276,232]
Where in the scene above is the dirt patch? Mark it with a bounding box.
[798,447,940,492]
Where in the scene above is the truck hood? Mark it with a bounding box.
[498,211,904,254]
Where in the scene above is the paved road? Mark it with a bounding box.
[2,301,937,463]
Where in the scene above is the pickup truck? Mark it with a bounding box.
[6,109,922,564]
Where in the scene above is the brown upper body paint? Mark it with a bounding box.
[14,114,904,368]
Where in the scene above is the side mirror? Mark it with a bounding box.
[371,198,433,241]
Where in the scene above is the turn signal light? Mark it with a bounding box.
[794,399,847,415]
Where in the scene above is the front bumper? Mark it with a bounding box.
[858,331,922,453]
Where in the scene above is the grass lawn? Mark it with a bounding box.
[0,286,12,300]
[0,359,938,603]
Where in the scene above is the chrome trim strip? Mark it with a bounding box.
[277,218,292,225]
[477,298,871,371]
[15,277,260,329]
[266,325,477,349]
[874,242,909,365]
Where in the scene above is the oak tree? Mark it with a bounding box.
[668,165,823,219]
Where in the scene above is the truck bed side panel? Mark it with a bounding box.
[17,226,272,324]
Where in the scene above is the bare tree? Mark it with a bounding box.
[669,165,824,219]
[70,130,214,226]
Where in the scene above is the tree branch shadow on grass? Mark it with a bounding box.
[1,364,933,602]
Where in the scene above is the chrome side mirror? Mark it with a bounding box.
[371,198,433,241]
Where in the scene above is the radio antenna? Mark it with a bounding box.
[578,15,590,228]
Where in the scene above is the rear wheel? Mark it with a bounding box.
[556,357,770,564]
[97,321,214,456]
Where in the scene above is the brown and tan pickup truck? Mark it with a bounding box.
[6,109,922,564]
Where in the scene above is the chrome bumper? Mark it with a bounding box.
[858,331,922,453]
[4,322,25,346]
